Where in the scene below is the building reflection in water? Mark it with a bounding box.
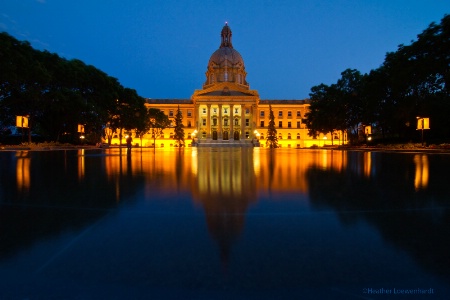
[192,148,257,267]
[414,154,429,190]
[15,151,30,193]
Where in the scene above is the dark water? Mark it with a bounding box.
[1,148,449,299]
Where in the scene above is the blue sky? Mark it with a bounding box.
[1,0,449,99]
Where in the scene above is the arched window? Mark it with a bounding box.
[288,133,291,139]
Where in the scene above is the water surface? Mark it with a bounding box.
[1,148,449,299]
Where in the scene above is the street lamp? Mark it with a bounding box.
[416,117,430,146]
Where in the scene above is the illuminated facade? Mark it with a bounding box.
[110,23,346,147]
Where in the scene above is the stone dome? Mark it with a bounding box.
[203,23,248,89]
[208,47,244,66]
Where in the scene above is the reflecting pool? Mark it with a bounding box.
[1,148,450,299]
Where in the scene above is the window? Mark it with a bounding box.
[188,121,192,128]
[278,111,283,117]
[169,110,174,117]
[202,119,206,126]
[260,134,264,140]
[260,110,265,117]
[235,118,239,126]
[297,133,301,139]
[213,119,217,126]
[235,108,239,114]
[187,110,192,117]
[288,122,291,128]
[288,111,292,117]
[245,119,249,126]
[279,121,282,128]
[260,121,264,127]
[224,108,228,114]
[245,108,250,114]
[245,132,249,139]
[288,133,291,139]
[297,111,301,117]
[297,121,300,128]
[279,134,283,140]
[224,119,228,126]
[170,132,174,138]
[213,108,217,114]
[202,108,206,114]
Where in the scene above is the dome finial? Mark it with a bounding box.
[220,22,232,48]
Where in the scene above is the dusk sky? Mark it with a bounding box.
[1,0,449,99]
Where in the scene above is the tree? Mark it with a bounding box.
[173,105,185,147]
[266,105,278,148]
[148,108,170,147]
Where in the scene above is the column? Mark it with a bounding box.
[207,104,211,139]
[218,104,223,139]
[241,104,245,139]
[230,104,234,137]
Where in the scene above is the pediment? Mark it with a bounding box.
[193,82,258,98]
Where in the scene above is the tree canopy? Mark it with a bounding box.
[305,14,450,144]
[0,32,146,144]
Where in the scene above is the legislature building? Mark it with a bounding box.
[111,23,346,148]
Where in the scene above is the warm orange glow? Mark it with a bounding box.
[364,152,371,178]
[414,154,429,190]
[16,151,30,191]
[78,149,85,180]
[16,116,29,128]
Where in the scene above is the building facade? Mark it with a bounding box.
[110,23,346,148]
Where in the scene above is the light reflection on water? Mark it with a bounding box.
[0,148,449,299]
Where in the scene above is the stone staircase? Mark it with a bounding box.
[195,139,258,147]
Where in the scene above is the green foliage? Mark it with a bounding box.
[266,105,278,148]
[0,32,145,143]
[148,108,170,146]
[305,14,450,144]
[173,105,185,147]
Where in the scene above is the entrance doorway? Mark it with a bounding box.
[212,131,218,140]
[223,131,229,140]
[234,131,240,140]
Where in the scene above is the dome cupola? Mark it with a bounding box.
[203,23,248,89]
